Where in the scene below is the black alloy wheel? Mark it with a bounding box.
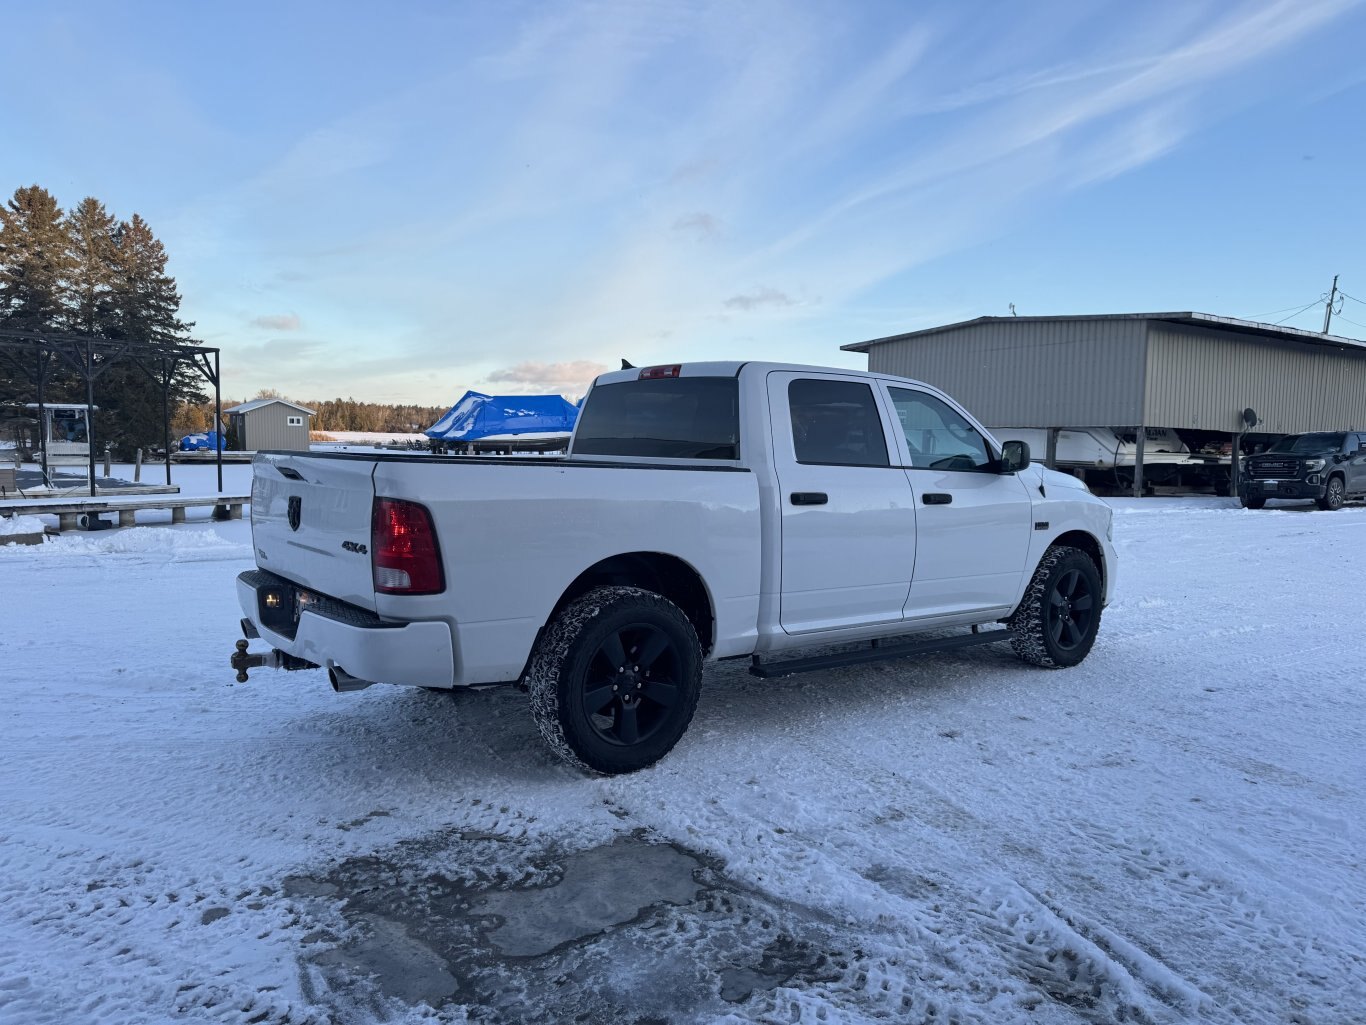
[1008,545,1103,668]
[580,622,681,747]
[1046,566,1096,653]
[527,586,703,774]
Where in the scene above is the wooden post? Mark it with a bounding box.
[1133,427,1146,498]
[134,448,143,483]
[1045,428,1059,470]
[1230,432,1241,496]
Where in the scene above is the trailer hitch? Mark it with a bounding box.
[231,639,275,682]
[230,639,319,682]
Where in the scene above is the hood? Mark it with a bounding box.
[1036,465,1091,493]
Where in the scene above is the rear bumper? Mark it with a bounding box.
[1239,479,1324,500]
[236,570,455,687]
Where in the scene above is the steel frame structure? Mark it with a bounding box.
[0,329,223,496]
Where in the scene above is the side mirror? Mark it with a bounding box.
[1000,439,1031,473]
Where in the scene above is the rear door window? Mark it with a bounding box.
[787,379,890,467]
[573,377,740,459]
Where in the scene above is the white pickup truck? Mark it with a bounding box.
[232,361,1117,774]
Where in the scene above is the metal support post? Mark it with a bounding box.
[1133,427,1145,498]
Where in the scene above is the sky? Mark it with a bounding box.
[3,0,1365,405]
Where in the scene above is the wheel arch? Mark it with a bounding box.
[541,552,716,658]
[1048,529,1105,592]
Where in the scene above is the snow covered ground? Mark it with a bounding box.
[2,481,1364,1024]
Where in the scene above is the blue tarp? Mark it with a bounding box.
[425,391,579,441]
[179,431,226,451]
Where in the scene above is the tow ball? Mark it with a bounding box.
[231,639,274,683]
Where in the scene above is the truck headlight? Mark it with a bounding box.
[1303,458,1325,472]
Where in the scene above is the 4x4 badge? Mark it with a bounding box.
[287,495,301,531]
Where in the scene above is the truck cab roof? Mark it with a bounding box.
[591,361,934,391]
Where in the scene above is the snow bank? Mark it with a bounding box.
[0,514,46,536]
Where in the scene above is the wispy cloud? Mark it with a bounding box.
[672,212,721,239]
[249,313,302,332]
[107,0,1359,402]
[485,360,609,396]
[723,288,798,312]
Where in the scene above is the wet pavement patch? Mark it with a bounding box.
[285,829,845,1023]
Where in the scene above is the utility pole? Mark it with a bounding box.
[1323,274,1340,334]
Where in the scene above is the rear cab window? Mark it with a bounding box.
[572,377,740,459]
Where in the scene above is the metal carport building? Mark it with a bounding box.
[842,312,1366,495]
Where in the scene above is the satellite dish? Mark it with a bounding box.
[1242,408,1258,428]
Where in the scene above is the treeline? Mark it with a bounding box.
[0,184,204,456]
[174,394,447,436]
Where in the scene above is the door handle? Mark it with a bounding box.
[922,493,952,505]
[790,491,828,506]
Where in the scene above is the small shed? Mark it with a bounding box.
[225,398,315,452]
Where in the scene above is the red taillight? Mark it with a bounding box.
[638,364,681,379]
[371,498,445,595]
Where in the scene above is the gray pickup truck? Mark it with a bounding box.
[1239,432,1366,510]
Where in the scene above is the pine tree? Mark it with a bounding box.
[97,213,206,454]
[0,184,74,331]
[0,186,77,409]
[66,197,117,335]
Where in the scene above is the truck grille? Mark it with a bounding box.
[1246,458,1298,479]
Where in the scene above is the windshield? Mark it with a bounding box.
[1267,433,1346,454]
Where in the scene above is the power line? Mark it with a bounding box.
[1249,300,1325,319]
[1337,289,1366,306]
[1271,299,1325,325]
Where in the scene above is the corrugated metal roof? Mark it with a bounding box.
[843,313,1366,354]
[224,398,316,415]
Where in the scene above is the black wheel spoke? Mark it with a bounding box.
[1049,590,1066,608]
[636,628,671,671]
[1062,617,1081,646]
[1060,570,1080,599]
[616,703,639,745]
[1049,614,1064,643]
[600,631,627,671]
[582,684,617,715]
[641,679,677,708]
[1072,594,1094,612]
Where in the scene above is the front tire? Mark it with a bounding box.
[1008,545,1103,668]
[1239,496,1266,510]
[527,586,702,774]
[1317,476,1345,511]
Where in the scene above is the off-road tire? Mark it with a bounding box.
[1239,496,1266,510]
[1317,475,1346,511]
[527,586,702,774]
[1008,545,1102,669]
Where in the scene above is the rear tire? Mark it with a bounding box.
[1317,476,1345,511]
[1008,545,1102,669]
[527,586,702,774]
[1239,496,1266,510]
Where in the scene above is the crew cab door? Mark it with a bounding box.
[1347,434,1366,495]
[880,385,1033,619]
[767,372,916,634]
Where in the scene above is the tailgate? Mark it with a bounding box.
[250,453,378,610]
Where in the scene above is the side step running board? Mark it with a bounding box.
[749,628,1012,679]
